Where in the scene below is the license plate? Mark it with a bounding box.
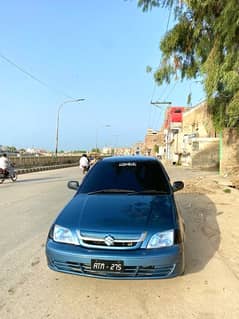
[91,259,124,272]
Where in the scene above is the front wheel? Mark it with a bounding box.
[0,178,5,184]
[11,173,17,182]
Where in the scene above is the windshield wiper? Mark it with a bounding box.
[87,189,135,195]
[128,189,169,195]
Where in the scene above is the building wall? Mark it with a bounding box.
[190,138,219,169]
[164,106,185,129]
[144,129,164,156]
[221,129,239,175]
[146,101,238,173]
[131,142,145,155]
[114,147,132,156]
[182,101,216,137]
[178,101,219,169]
[177,104,239,172]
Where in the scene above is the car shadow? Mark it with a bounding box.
[176,192,220,275]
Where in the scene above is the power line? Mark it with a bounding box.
[147,82,156,128]
[0,52,74,99]
[151,107,164,130]
[164,81,178,100]
[147,5,174,129]
[148,79,171,127]
[165,5,173,33]
[151,100,172,130]
[158,82,170,101]
[153,81,178,129]
[148,7,173,108]
[150,82,156,101]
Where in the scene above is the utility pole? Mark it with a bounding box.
[150,101,172,160]
[150,101,172,106]
[95,124,111,152]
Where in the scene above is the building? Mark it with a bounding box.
[144,128,164,156]
[131,142,145,155]
[142,102,220,169]
[178,101,219,169]
[113,147,132,156]
[163,106,187,163]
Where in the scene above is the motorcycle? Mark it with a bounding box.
[0,164,18,184]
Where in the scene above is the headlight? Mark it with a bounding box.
[53,225,78,245]
[147,230,174,249]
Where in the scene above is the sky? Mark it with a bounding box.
[0,0,204,151]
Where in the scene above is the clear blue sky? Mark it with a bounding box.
[0,0,204,151]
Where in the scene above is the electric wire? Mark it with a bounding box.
[153,4,173,103]
[147,81,157,129]
[148,4,174,131]
[151,81,170,129]
[154,79,179,129]
[0,51,74,99]
[164,80,178,101]
[165,5,173,33]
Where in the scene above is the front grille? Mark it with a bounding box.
[83,240,137,248]
[77,231,146,250]
[52,260,176,278]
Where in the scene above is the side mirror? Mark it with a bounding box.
[172,181,184,192]
[67,181,79,190]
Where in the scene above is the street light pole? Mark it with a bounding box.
[95,124,111,151]
[55,98,85,156]
[150,101,172,159]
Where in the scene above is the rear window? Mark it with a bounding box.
[78,160,171,194]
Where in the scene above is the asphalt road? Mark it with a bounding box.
[0,166,239,319]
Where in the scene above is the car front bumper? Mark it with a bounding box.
[46,239,185,279]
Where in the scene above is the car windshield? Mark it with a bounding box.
[78,160,171,194]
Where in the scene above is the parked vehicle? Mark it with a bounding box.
[46,156,185,279]
[0,164,18,184]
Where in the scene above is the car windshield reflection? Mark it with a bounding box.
[79,160,171,194]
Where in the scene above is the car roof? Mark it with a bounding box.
[101,156,159,163]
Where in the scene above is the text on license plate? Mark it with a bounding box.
[91,259,124,272]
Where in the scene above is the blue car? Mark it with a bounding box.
[46,156,185,279]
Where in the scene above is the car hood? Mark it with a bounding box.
[56,193,176,233]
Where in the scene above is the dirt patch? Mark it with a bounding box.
[181,177,221,194]
[177,175,239,279]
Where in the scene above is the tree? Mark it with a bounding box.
[138,0,239,129]
[154,144,159,154]
[91,148,101,153]
[7,146,17,152]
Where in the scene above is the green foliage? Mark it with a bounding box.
[153,144,159,153]
[5,146,17,152]
[226,92,239,127]
[146,65,153,73]
[138,0,239,129]
[223,188,231,193]
[91,148,101,153]
[138,0,174,11]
